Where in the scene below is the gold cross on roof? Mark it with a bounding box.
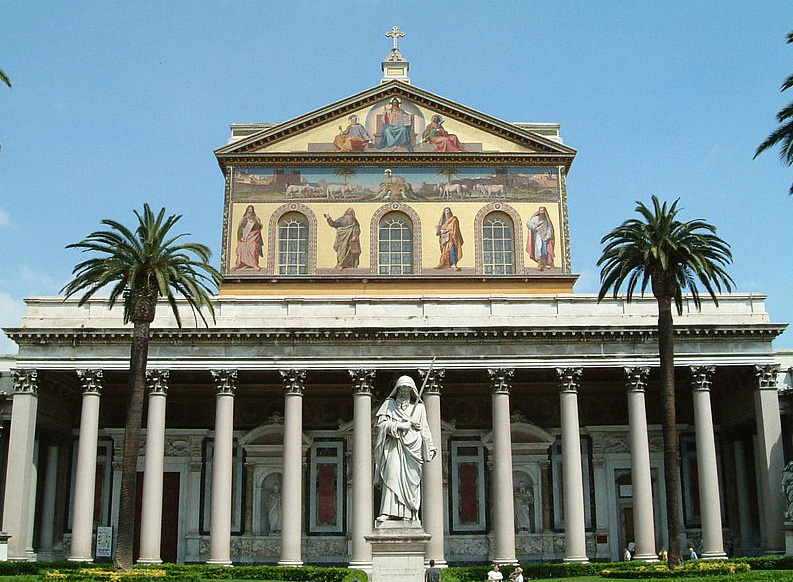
[386,26,405,51]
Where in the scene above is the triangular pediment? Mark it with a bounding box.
[215,81,576,164]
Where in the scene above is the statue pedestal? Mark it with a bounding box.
[785,522,793,557]
[365,520,431,582]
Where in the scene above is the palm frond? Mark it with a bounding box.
[62,204,222,326]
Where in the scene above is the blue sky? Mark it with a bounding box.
[1,1,791,352]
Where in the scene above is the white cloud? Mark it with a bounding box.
[0,208,9,227]
[0,292,25,355]
[19,265,60,293]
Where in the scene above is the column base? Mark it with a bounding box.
[492,558,519,566]
[701,552,727,560]
[563,556,589,563]
[206,559,232,566]
[424,560,448,568]
[348,560,373,573]
[67,557,94,562]
[137,558,163,565]
[633,554,659,562]
[278,560,304,567]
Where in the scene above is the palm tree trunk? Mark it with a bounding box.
[657,296,682,566]
[115,320,151,570]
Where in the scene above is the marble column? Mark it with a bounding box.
[38,442,60,557]
[349,369,375,570]
[279,369,306,566]
[689,366,726,559]
[421,368,446,567]
[69,369,104,562]
[557,367,588,563]
[207,369,237,566]
[753,364,784,552]
[732,439,754,550]
[488,368,517,565]
[138,370,169,564]
[625,367,657,561]
[2,370,39,561]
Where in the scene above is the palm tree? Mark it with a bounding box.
[597,196,733,566]
[334,167,356,185]
[436,167,460,183]
[754,30,793,195]
[62,204,221,570]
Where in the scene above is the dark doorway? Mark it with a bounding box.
[134,472,180,563]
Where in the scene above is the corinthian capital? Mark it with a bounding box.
[754,364,780,390]
[624,367,650,393]
[279,369,306,395]
[146,369,170,395]
[76,369,103,395]
[556,367,582,393]
[689,365,715,392]
[420,368,446,395]
[211,369,238,395]
[12,369,38,394]
[488,368,514,394]
[349,369,375,395]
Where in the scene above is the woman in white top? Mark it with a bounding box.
[487,565,503,582]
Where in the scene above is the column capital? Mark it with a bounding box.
[211,369,238,395]
[624,367,650,393]
[689,365,716,392]
[488,368,514,394]
[76,369,103,395]
[348,369,375,395]
[279,369,306,395]
[754,364,780,390]
[538,459,551,469]
[556,367,582,393]
[146,369,170,395]
[420,368,446,395]
[12,369,38,394]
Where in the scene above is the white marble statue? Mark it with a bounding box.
[374,375,437,522]
[268,483,282,534]
[514,482,534,532]
[782,461,793,522]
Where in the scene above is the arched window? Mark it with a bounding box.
[378,212,413,274]
[482,212,515,274]
[277,212,309,274]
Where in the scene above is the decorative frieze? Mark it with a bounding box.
[76,369,103,394]
[348,369,375,395]
[556,367,582,392]
[420,368,445,394]
[211,369,238,394]
[754,364,780,390]
[689,365,716,392]
[488,368,514,394]
[279,369,306,395]
[12,369,38,394]
[624,367,650,392]
[146,369,170,395]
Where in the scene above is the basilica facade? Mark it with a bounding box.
[0,42,789,567]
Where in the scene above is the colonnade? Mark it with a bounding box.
[0,364,785,563]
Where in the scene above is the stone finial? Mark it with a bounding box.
[76,369,103,395]
[210,369,238,395]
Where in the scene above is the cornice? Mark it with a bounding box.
[5,324,786,345]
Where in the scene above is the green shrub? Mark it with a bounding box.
[601,561,751,578]
[0,562,87,576]
[137,564,366,582]
[733,557,793,571]
[40,568,200,582]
